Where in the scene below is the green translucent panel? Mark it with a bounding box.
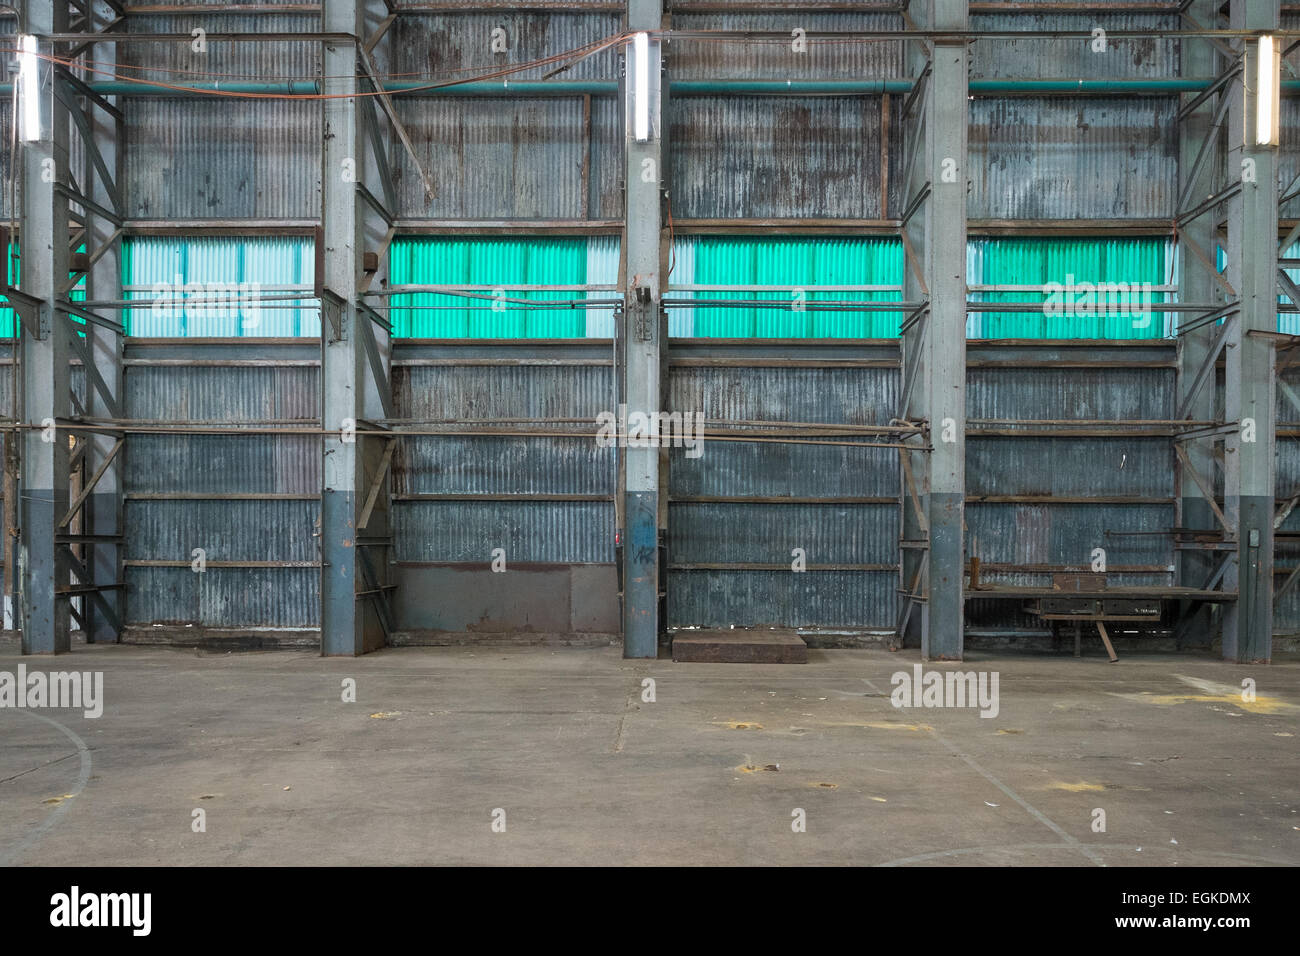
[0,245,87,338]
[390,237,589,338]
[971,237,1169,339]
[690,237,904,338]
[121,236,318,336]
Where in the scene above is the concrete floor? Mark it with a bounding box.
[1,640,1296,866]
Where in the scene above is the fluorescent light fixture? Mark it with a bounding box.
[632,32,650,143]
[1255,35,1281,147]
[18,35,39,143]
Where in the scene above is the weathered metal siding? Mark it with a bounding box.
[119,14,320,220]
[123,345,320,627]
[969,97,1177,219]
[388,12,619,218]
[668,350,900,629]
[967,357,1176,627]
[1276,362,1300,632]
[969,15,1180,79]
[390,13,619,80]
[394,98,600,219]
[670,96,886,219]
[670,13,903,80]
[126,98,320,220]
[391,351,615,571]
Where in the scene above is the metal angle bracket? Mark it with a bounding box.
[8,290,51,340]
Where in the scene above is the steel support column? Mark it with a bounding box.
[901,0,967,660]
[1175,0,1227,638]
[320,0,387,656]
[18,2,73,654]
[619,2,667,658]
[1222,0,1279,663]
[82,22,126,645]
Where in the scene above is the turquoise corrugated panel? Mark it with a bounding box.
[1281,241,1300,334]
[1,246,87,338]
[390,237,589,338]
[122,236,318,336]
[0,244,19,338]
[690,237,903,338]
[972,237,1168,339]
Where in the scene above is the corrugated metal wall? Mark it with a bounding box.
[966,350,1176,630]
[121,14,321,220]
[390,349,616,572]
[969,98,1178,220]
[123,343,320,629]
[667,346,900,630]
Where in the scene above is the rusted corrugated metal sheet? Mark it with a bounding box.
[966,502,1175,579]
[124,351,320,626]
[126,98,320,219]
[392,360,613,563]
[670,96,885,219]
[398,436,613,495]
[667,357,900,629]
[670,13,903,80]
[390,12,620,80]
[672,441,899,498]
[126,499,318,562]
[126,567,319,627]
[394,97,593,218]
[968,366,1174,421]
[120,14,320,78]
[967,437,1173,497]
[670,364,898,424]
[669,570,897,629]
[670,502,896,563]
[969,97,1177,219]
[394,500,613,562]
[969,15,1180,79]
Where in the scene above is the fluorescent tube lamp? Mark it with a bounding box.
[1255,35,1281,147]
[18,34,39,143]
[632,32,650,143]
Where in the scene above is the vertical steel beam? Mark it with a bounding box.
[320,0,381,655]
[84,38,125,645]
[620,1,666,658]
[902,0,967,660]
[1175,0,1224,631]
[18,3,73,654]
[1223,0,1278,662]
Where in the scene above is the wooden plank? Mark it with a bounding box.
[1096,621,1120,663]
[672,630,808,664]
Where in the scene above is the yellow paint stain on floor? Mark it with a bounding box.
[735,763,779,774]
[716,721,764,730]
[369,712,401,720]
[1276,732,1294,738]
[996,728,1024,735]
[1128,675,1300,715]
[1048,781,1107,792]
[870,796,888,803]
[864,721,933,732]
[809,782,838,789]
[42,794,75,805]
[1138,692,1294,715]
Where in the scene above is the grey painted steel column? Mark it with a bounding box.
[621,1,666,658]
[86,42,125,645]
[19,2,72,654]
[903,0,967,660]
[1223,0,1279,663]
[320,0,374,656]
[1175,0,1222,632]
